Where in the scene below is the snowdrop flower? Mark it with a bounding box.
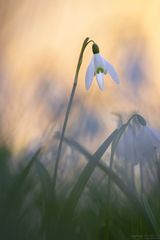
[116,120,160,164]
[135,125,160,161]
[85,43,120,90]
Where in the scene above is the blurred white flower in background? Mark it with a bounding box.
[85,43,120,90]
[116,120,160,164]
[135,125,160,162]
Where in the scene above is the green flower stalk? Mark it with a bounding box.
[53,37,91,189]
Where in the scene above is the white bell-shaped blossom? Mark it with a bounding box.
[85,53,120,90]
[135,125,160,161]
[116,122,160,164]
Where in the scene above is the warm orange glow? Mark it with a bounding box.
[0,0,160,152]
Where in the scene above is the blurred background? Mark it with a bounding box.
[0,0,160,153]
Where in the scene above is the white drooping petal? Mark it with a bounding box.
[96,72,104,90]
[148,127,160,147]
[94,53,104,69]
[85,57,94,90]
[135,125,160,156]
[103,59,120,84]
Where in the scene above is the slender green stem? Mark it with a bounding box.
[53,37,91,190]
[106,149,114,204]
[105,139,114,238]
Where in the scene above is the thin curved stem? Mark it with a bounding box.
[53,37,92,190]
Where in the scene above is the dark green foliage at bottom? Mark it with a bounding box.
[0,136,160,240]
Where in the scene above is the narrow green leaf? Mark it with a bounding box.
[8,148,40,199]
[36,160,52,202]
[142,194,160,235]
[36,159,57,240]
[58,129,118,220]
[1,148,40,223]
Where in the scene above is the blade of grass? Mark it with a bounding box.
[2,148,41,224]
[56,129,118,222]
[36,160,56,240]
[6,148,40,203]
[142,194,160,235]
[36,160,52,203]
